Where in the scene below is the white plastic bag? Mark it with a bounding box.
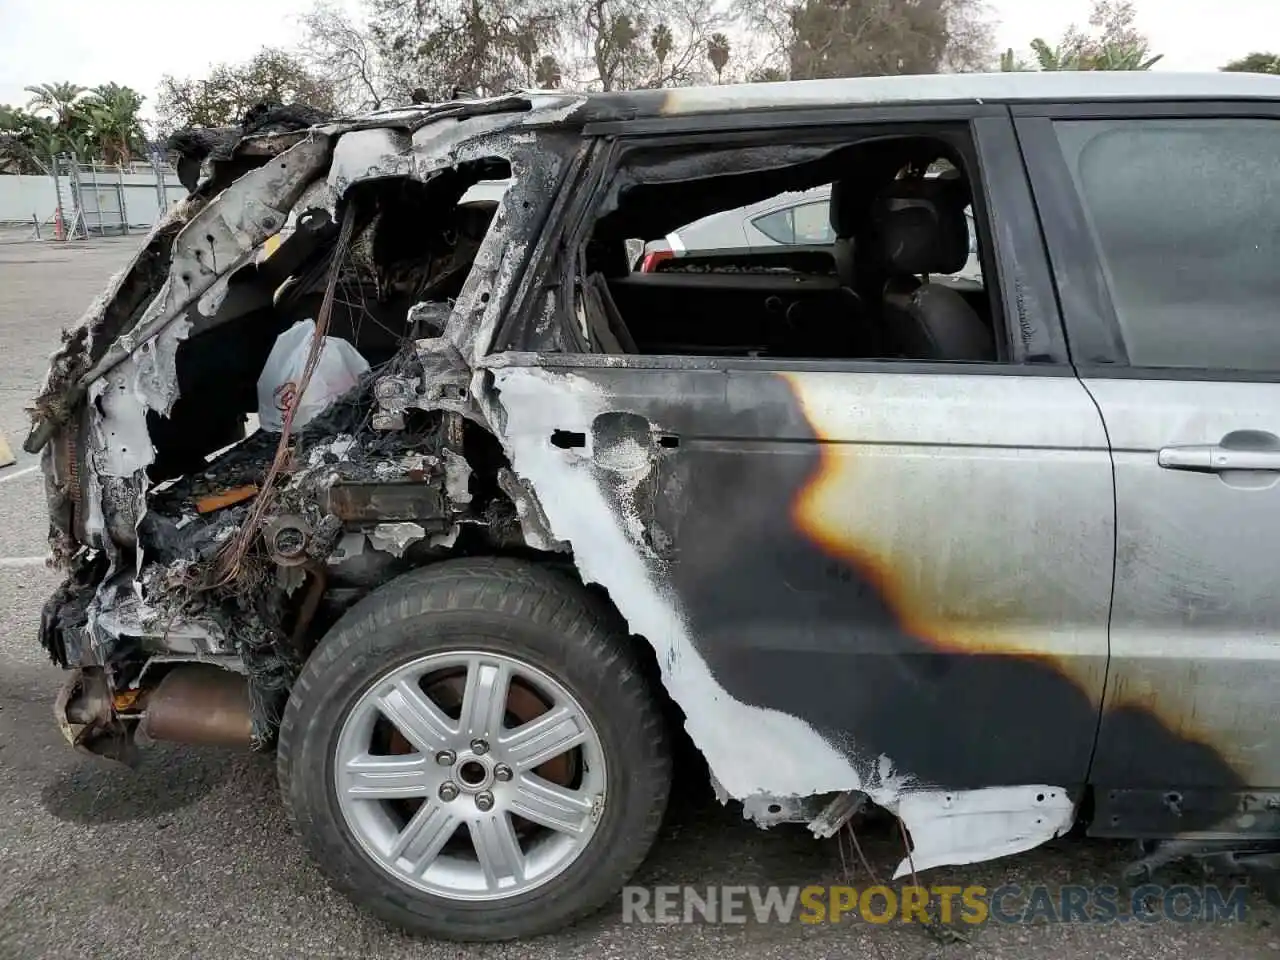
[256,319,370,432]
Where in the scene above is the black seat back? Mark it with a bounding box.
[870,180,994,361]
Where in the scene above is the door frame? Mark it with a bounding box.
[493,104,1071,369]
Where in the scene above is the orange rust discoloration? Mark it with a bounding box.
[195,484,260,514]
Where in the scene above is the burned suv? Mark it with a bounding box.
[26,71,1280,940]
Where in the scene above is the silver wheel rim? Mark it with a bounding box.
[333,650,607,901]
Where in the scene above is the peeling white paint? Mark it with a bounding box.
[95,593,230,656]
[891,785,1077,878]
[328,127,414,192]
[305,435,358,469]
[369,522,427,557]
[487,365,863,800]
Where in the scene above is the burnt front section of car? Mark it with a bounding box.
[25,96,584,763]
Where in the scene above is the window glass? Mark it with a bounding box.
[751,207,794,244]
[792,200,834,244]
[1054,118,1280,371]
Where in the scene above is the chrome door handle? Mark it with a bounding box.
[1158,444,1280,472]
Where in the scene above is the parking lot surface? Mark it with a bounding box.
[1,238,1278,959]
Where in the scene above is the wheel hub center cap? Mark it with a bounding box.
[453,755,494,791]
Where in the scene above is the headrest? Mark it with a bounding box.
[870,178,970,276]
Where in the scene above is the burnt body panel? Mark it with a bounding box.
[492,361,1114,791]
[489,359,1251,832]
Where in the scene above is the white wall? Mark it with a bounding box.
[0,174,57,224]
[0,171,184,228]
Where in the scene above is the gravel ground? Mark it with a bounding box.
[1,237,1278,959]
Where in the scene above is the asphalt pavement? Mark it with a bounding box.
[1,237,1278,959]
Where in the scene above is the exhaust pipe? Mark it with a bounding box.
[140,664,253,747]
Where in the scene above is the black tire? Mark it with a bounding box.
[277,557,672,941]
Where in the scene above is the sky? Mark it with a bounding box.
[1,0,1278,119]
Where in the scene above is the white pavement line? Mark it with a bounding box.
[0,556,47,568]
[0,464,38,484]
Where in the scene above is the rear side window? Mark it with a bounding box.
[792,201,834,243]
[751,200,833,245]
[751,207,794,244]
[1055,118,1280,371]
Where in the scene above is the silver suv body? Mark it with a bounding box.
[24,70,1280,939]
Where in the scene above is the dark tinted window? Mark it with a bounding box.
[1055,118,1280,371]
[751,207,794,244]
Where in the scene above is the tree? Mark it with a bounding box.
[739,0,995,81]
[582,1,648,90]
[707,32,731,82]
[999,47,1030,72]
[82,83,146,164]
[157,48,338,132]
[24,82,86,128]
[20,82,106,161]
[1030,37,1082,71]
[1018,1,1162,72]
[300,1,391,112]
[0,105,58,173]
[1222,52,1280,74]
[535,54,564,87]
[366,0,564,101]
[652,22,674,76]
[570,0,725,90]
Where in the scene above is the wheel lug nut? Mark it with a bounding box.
[471,739,489,755]
[435,750,456,766]
[439,781,459,801]
[494,764,512,782]
[475,791,494,812]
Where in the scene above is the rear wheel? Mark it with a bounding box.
[277,558,671,940]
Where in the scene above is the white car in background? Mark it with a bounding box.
[638,183,983,284]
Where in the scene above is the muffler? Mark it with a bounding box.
[139,664,253,747]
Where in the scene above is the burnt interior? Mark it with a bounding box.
[40,154,532,749]
[578,130,1002,363]
[147,159,511,485]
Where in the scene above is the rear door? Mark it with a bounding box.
[1016,102,1280,837]
[492,109,1115,802]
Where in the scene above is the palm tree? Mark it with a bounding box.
[707,33,730,83]
[1028,36,1161,72]
[1030,39,1081,71]
[24,82,86,127]
[83,83,145,165]
[1090,42,1162,70]
[651,23,673,80]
